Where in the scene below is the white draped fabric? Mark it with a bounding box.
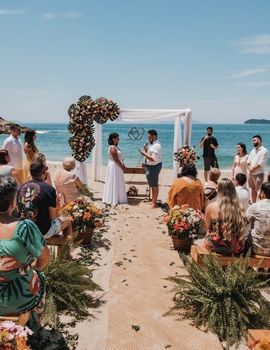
[90,108,192,182]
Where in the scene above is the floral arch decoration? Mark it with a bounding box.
[68,95,119,162]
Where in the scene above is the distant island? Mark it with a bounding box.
[245,118,270,124]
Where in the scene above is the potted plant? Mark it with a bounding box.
[163,204,203,252]
[60,198,104,245]
[0,321,32,350]
[166,255,270,348]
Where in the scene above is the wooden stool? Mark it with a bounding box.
[0,311,30,326]
[46,236,70,257]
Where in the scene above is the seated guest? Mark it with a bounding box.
[246,182,270,256]
[204,178,246,255]
[0,149,21,184]
[204,167,220,205]
[168,164,204,211]
[0,176,50,327]
[17,161,73,239]
[35,152,52,186]
[54,157,83,204]
[235,173,250,211]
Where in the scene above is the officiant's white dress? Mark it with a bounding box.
[102,146,127,205]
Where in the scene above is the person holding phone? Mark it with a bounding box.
[199,126,219,182]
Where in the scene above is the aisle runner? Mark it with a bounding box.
[105,203,222,350]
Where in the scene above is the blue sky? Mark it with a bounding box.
[1,0,270,123]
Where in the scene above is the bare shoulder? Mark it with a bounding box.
[205,201,218,213]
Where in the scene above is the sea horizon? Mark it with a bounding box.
[0,122,270,171]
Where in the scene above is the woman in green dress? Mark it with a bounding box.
[0,176,50,327]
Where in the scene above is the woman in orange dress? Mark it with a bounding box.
[167,164,205,211]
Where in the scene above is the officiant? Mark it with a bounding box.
[139,129,162,208]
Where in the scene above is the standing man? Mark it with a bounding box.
[247,135,268,203]
[139,129,162,208]
[199,126,218,182]
[2,124,23,184]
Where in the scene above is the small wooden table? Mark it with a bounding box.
[124,167,145,174]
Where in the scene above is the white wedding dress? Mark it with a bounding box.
[102,146,127,205]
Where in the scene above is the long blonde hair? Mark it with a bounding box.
[217,178,246,241]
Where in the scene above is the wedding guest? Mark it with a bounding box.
[23,129,39,182]
[0,149,21,184]
[139,129,162,208]
[0,176,50,327]
[2,124,23,183]
[204,178,246,255]
[247,135,268,203]
[35,152,52,186]
[167,164,204,211]
[235,173,250,211]
[54,157,83,204]
[246,182,270,256]
[199,126,218,182]
[17,161,73,239]
[204,167,220,205]
[102,133,127,206]
[231,143,249,179]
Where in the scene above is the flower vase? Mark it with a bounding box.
[171,236,192,253]
[75,227,94,245]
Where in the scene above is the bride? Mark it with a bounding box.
[102,133,127,206]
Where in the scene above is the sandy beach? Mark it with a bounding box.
[47,162,238,350]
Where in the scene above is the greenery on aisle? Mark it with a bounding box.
[166,254,270,348]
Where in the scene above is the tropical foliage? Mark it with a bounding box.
[166,254,270,347]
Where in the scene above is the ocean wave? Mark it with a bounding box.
[36,130,50,134]
[36,130,68,134]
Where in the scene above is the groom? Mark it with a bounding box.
[139,129,162,208]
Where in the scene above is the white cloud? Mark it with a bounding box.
[232,34,270,54]
[229,68,267,79]
[235,81,270,87]
[42,12,56,20]
[0,9,27,16]
[42,11,84,20]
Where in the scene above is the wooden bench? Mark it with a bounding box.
[190,245,270,269]
[248,329,270,349]
[46,236,70,257]
[0,312,30,325]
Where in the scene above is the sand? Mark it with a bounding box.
[46,162,232,350]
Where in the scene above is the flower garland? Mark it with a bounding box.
[68,95,120,162]
[174,145,199,167]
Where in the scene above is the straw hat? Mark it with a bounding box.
[62,157,75,171]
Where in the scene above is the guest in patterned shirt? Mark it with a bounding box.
[246,182,270,256]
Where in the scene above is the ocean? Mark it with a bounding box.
[0,123,270,170]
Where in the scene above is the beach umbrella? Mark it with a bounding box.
[0,117,30,134]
